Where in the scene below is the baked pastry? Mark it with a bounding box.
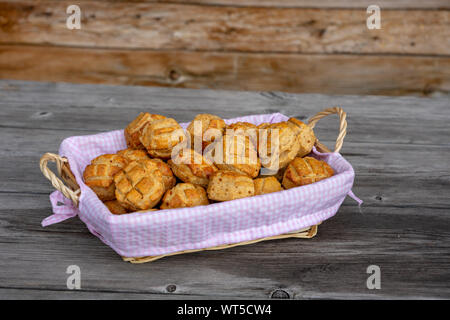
[140,117,186,159]
[117,148,150,162]
[83,154,127,201]
[160,183,209,209]
[258,121,301,171]
[117,148,175,191]
[187,114,226,151]
[288,118,316,157]
[103,200,129,215]
[168,148,218,187]
[114,160,165,211]
[254,176,283,195]
[135,208,159,213]
[256,122,271,150]
[227,122,258,146]
[215,133,261,178]
[150,158,176,192]
[124,112,166,149]
[282,157,334,189]
[207,170,255,201]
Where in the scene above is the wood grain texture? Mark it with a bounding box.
[1,45,449,96]
[0,1,449,55]
[1,80,449,145]
[0,80,449,299]
[0,1,448,96]
[154,0,450,9]
[47,0,450,9]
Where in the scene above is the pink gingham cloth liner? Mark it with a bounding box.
[42,113,361,257]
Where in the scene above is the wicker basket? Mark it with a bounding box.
[40,107,347,263]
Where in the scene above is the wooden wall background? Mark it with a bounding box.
[0,0,449,96]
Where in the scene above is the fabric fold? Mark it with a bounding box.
[42,190,80,227]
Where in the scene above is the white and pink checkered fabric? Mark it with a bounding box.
[42,113,360,257]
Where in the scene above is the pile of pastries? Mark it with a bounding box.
[83,113,334,215]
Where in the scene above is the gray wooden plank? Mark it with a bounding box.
[0,80,449,299]
[0,288,211,300]
[1,80,449,147]
[122,0,450,9]
[1,100,450,148]
[0,195,449,299]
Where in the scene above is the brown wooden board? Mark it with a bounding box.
[36,0,450,9]
[1,45,449,96]
[0,2,448,55]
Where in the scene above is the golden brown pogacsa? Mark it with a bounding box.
[114,160,165,211]
[124,112,166,149]
[103,200,129,215]
[207,170,255,201]
[140,118,186,159]
[253,176,283,195]
[187,114,227,151]
[258,122,301,171]
[149,158,176,192]
[117,148,175,192]
[117,148,150,163]
[214,133,261,178]
[282,157,334,189]
[83,154,128,201]
[227,122,258,147]
[168,148,218,187]
[160,183,209,209]
[288,118,316,157]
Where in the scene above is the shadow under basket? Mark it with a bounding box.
[40,107,348,263]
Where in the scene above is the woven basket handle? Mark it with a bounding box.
[40,153,80,206]
[307,107,347,153]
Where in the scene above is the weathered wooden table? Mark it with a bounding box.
[0,80,449,299]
